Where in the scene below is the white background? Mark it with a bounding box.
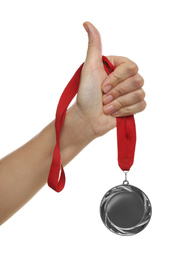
[0,0,172,259]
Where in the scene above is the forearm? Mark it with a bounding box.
[0,120,55,225]
[0,104,95,225]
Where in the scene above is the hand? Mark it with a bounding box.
[72,21,146,138]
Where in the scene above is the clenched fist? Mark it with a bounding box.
[72,21,146,138]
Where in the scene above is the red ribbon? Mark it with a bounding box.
[47,56,136,192]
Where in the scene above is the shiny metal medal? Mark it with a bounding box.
[100,174,152,236]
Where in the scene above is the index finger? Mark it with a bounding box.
[102,56,139,94]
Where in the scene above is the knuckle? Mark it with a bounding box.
[140,100,147,111]
[123,106,131,116]
[112,72,121,83]
[135,89,145,101]
[133,74,144,88]
[112,86,124,97]
[120,56,132,63]
[127,61,138,75]
[116,97,125,109]
[121,100,147,116]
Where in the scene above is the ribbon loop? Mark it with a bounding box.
[47,56,136,192]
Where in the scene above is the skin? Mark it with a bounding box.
[0,21,146,225]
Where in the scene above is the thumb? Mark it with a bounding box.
[83,21,102,65]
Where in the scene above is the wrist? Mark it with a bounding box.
[60,103,96,166]
[71,103,97,141]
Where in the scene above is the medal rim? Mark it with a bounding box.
[100,184,152,236]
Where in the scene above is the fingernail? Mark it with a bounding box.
[103,95,113,105]
[112,111,119,116]
[104,105,114,114]
[83,23,89,33]
[103,85,112,93]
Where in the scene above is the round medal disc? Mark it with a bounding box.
[100,184,152,236]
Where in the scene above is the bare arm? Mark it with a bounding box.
[0,104,95,225]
